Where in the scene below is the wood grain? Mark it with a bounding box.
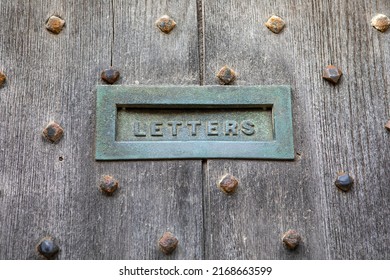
[203,0,390,259]
[93,0,203,260]
[0,0,113,260]
[0,0,203,259]
[1,0,389,260]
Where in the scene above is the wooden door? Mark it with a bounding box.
[0,0,389,259]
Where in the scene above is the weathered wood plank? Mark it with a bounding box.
[0,0,113,260]
[203,0,390,259]
[112,0,200,85]
[0,0,112,259]
[95,0,203,259]
[0,0,203,259]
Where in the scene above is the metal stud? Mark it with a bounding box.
[37,237,59,259]
[322,65,342,84]
[371,14,390,32]
[156,15,176,34]
[159,231,178,255]
[42,121,64,143]
[99,175,119,195]
[216,66,236,85]
[282,229,301,250]
[0,71,6,87]
[385,120,390,131]
[265,15,285,34]
[335,172,354,192]
[45,15,65,34]
[217,174,239,194]
[101,68,120,84]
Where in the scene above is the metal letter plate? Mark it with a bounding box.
[95,86,294,160]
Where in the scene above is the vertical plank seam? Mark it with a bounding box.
[111,0,114,66]
[197,0,207,259]
[196,0,205,86]
[201,159,207,259]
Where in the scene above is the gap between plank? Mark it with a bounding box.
[196,0,205,86]
[110,0,115,66]
[201,159,207,259]
[197,0,207,259]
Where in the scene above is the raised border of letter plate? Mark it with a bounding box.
[95,85,294,160]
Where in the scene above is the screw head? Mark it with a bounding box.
[385,120,390,131]
[99,175,119,195]
[322,65,342,84]
[371,14,390,32]
[265,15,285,34]
[0,71,6,87]
[159,231,178,255]
[156,15,176,34]
[216,66,236,85]
[335,172,354,192]
[42,121,64,143]
[37,237,59,258]
[45,15,65,34]
[101,68,120,84]
[282,229,301,250]
[218,174,239,194]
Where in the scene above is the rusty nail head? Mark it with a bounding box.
[43,121,64,143]
[218,174,239,194]
[265,15,285,34]
[99,175,119,195]
[217,66,236,85]
[282,229,301,250]
[159,231,178,255]
[37,237,59,259]
[322,65,342,84]
[385,120,390,131]
[371,14,390,32]
[101,68,120,84]
[45,15,65,34]
[335,172,354,192]
[156,15,176,34]
[0,71,6,87]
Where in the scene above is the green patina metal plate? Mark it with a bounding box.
[95,85,294,160]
